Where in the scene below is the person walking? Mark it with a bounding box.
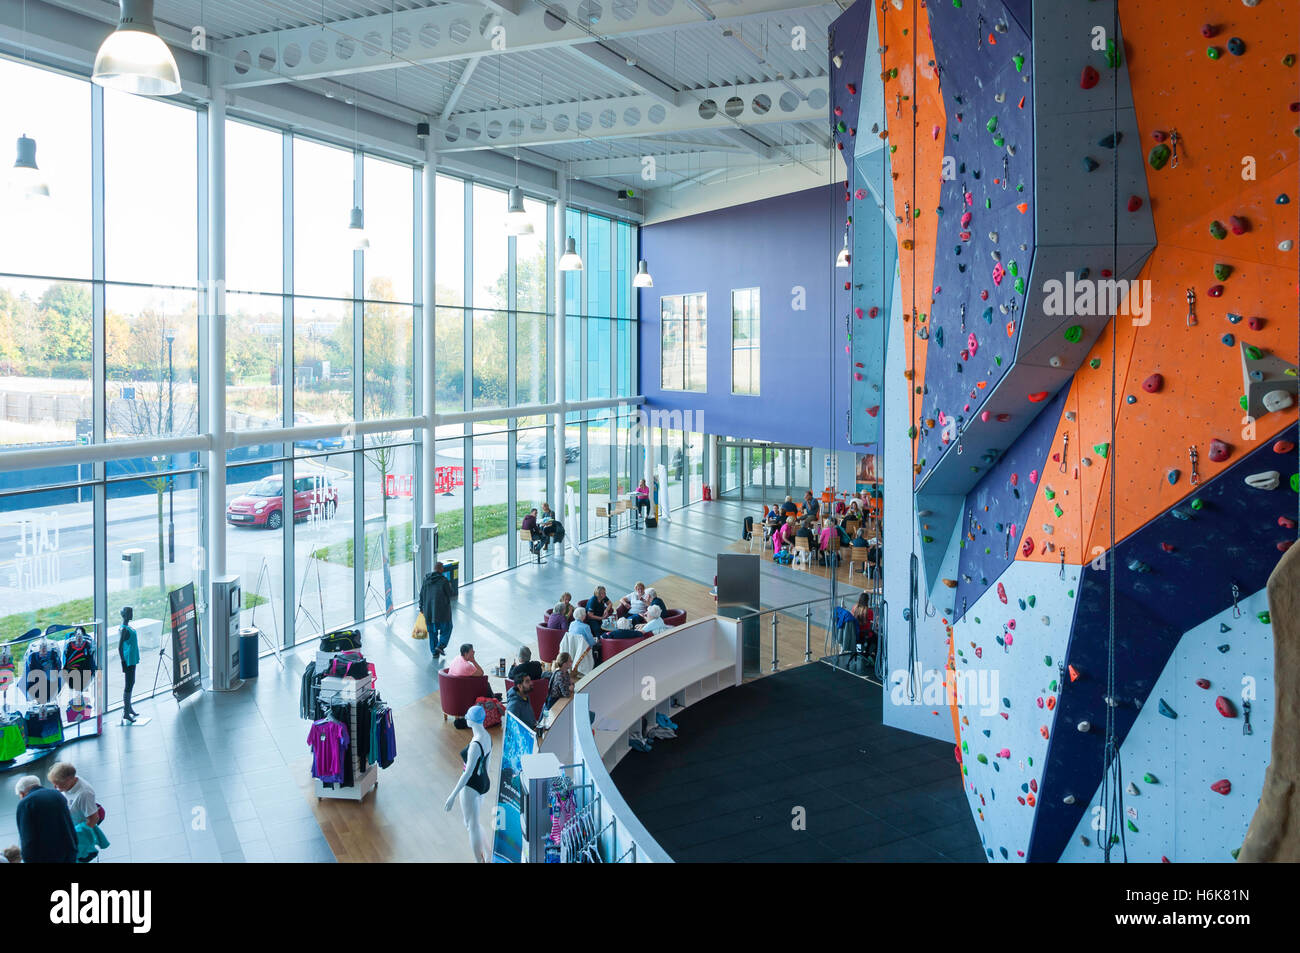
[419,562,454,660]
[13,776,76,864]
[48,762,107,863]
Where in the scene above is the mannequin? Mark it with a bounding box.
[444,704,492,863]
[118,607,140,722]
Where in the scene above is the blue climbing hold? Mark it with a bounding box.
[1158,698,1178,719]
[1218,644,1230,653]
[1223,333,1235,346]
[1220,623,1231,633]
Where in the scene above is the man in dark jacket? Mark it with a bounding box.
[14,776,76,864]
[504,675,537,730]
[419,563,454,660]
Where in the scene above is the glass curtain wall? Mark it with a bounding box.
[0,57,639,692]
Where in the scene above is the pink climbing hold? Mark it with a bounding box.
[975,646,983,658]
[855,307,864,318]
[981,410,991,422]
[997,748,1011,759]
[855,188,866,200]
[1028,469,1040,484]
[1211,779,1232,796]
[961,211,972,228]
[1037,697,1044,708]
[1007,619,1016,631]
[1280,516,1298,530]
[937,410,947,426]
[854,372,863,381]
[968,332,979,355]
[964,191,974,207]
[932,125,940,140]
[1215,696,1237,718]
[834,106,843,117]
[1208,438,1231,463]
[1080,65,1100,89]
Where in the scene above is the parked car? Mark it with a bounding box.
[226,475,338,529]
[515,434,580,469]
[293,413,349,452]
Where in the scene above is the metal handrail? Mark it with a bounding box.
[728,594,853,672]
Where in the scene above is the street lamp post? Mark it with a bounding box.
[165,327,176,564]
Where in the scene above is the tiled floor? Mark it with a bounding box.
[0,499,855,863]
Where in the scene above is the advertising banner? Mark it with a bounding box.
[491,711,536,863]
[168,583,201,701]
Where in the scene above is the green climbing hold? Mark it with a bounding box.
[977,753,988,764]
[1214,263,1233,281]
[1013,54,1025,72]
[995,356,1003,366]
[1144,773,1159,785]
[986,116,998,134]
[1258,611,1272,624]
[907,425,917,439]
[1064,325,1084,343]
[1044,656,1052,666]
[1094,442,1110,458]
[1049,680,1057,692]
[962,739,969,752]
[1148,144,1171,170]
[1127,820,1139,833]
[1245,345,1263,360]
[1209,220,1228,240]
[1045,488,1056,500]
[1089,358,1101,369]
[952,0,962,7]
[975,617,981,624]
[1292,474,1299,492]
[922,535,934,544]
[1014,277,1025,295]
[1008,260,1019,277]
[1027,595,1036,608]
[1106,39,1121,69]
[1053,504,1063,518]
[993,135,1004,147]
[1240,395,1248,410]
[1207,46,1221,60]
[1068,589,1074,598]
[1190,498,1204,511]
[1231,847,1241,860]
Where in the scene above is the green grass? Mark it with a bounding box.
[0,588,265,642]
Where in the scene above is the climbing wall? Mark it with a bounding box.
[952,559,1082,861]
[836,0,1298,861]
[1057,588,1274,863]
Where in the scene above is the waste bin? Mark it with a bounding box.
[121,548,144,590]
[442,559,460,598]
[238,626,261,679]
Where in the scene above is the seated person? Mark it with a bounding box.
[772,517,794,556]
[521,508,544,553]
[634,479,652,516]
[504,674,537,730]
[852,593,876,651]
[794,519,816,552]
[544,603,569,632]
[637,605,667,635]
[544,653,575,713]
[818,519,838,562]
[609,617,635,635]
[850,528,870,548]
[540,503,565,545]
[779,495,798,516]
[508,646,544,684]
[562,607,599,676]
[447,643,483,677]
[765,505,782,527]
[644,587,667,614]
[618,582,649,625]
[585,585,614,621]
[802,490,820,520]
[555,591,576,623]
[835,519,854,547]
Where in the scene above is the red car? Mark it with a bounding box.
[226,475,338,529]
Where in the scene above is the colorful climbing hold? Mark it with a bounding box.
[1210,779,1232,796]
[1227,37,1245,56]
[1229,215,1249,235]
[1148,145,1171,171]
[1094,442,1110,459]
[1215,696,1237,718]
[1080,65,1099,89]
[1209,220,1228,240]
[1208,439,1230,462]
[1214,263,1233,281]
[1157,699,1178,719]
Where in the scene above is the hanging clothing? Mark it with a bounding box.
[24,705,64,747]
[23,644,62,704]
[307,717,350,784]
[299,662,318,720]
[0,712,26,761]
[0,645,16,691]
[377,707,397,769]
[62,634,97,695]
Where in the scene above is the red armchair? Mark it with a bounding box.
[662,608,687,627]
[536,625,565,666]
[438,668,493,721]
[599,634,646,664]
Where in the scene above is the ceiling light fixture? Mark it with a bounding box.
[685,0,717,21]
[505,185,534,235]
[13,135,49,199]
[632,259,654,288]
[559,236,584,271]
[92,0,182,96]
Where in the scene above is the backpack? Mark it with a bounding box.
[475,696,505,729]
[321,629,362,652]
[774,549,793,565]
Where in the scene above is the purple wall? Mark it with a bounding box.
[637,186,854,451]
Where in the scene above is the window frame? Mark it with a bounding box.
[659,291,707,393]
[730,286,760,397]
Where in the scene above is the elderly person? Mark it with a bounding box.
[644,587,667,614]
[619,582,649,623]
[13,775,76,864]
[48,762,107,863]
[585,585,614,621]
[544,602,569,632]
[555,592,576,622]
[637,604,667,635]
[562,607,599,676]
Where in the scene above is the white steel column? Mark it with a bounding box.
[553,176,567,523]
[421,144,438,521]
[207,87,228,584]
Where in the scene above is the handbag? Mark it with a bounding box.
[412,612,428,641]
[321,629,362,652]
[475,696,504,729]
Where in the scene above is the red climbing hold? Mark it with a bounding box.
[997,582,1007,604]
[1211,779,1232,796]
[869,306,879,317]
[1207,285,1224,298]
[846,83,857,95]
[1080,65,1100,89]
[1127,195,1143,212]
[866,405,880,417]
[1215,696,1237,718]
[1229,215,1249,235]
[1046,696,1056,711]
[1068,665,1080,682]
[1021,536,1034,557]
[1248,316,1264,331]
[1208,438,1231,462]
[1162,856,1170,864]
[1278,540,1293,553]
[1027,391,1049,402]
[1195,678,1211,689]
[1143,373,1163,393]
[1274,440,1296,454]
[1161,542,1176,553]
[1201,23,1219,39]
[1280,516,1298,530]
[1030,779,1038,793]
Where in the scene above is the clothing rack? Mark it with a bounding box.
[312,682,378,802]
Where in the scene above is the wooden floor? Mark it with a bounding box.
[300,570,836,862]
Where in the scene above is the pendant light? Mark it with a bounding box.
[558,235,584,271]
[632,259,654,288]
[12,135,49,199]
[505,185,534,235]
[92,0,182,97]
[348,206,369,250]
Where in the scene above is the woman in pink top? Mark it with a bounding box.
[818,519,836,553]
[773,518,792,555]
